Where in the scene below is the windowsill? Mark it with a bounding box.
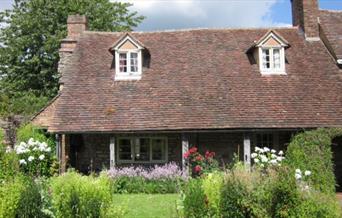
[115,74,142,81]
[260,70,287,76]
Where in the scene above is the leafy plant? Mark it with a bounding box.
[183,147,219,176]
[285,128,342,194]
[50,171,124,218]
[182,179,208,218]
[202,171,224,217]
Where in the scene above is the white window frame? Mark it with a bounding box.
[114,36,143,81]
[258,46,286,75]
[116,136,168,164]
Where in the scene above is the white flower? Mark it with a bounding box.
[39,154,45,160]
[295,173,302,180]
[278,150,284,156]
[28,156,35,162]
[28,138,35,146]
[269,159,277,164]
[263,147,270,152]
[255,147,261,152]
[251,153,258,158]
[5,146,12,153]
[46,147,51,152]
[295,169,302,174]
[260,164,264,168]
[271,149,276,153]
[304,170,311,176]
[19,159,27,165]
[260,155,268,163]
[271,154,277,158]
[254,158,260,163]
[304,185,309,190]
[276,156,284,162]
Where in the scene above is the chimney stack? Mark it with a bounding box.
[58,15,87,90]
[291,0,320,41]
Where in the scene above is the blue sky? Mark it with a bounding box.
[0,0,342,31]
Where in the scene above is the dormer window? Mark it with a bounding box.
[248,30,289,76]
[110,34,145,81]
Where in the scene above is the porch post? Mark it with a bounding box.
[56,134,61,173]
[182,134,189,175]
[110,136,115,168]
[243,134,251,166]
[59,134,69,174]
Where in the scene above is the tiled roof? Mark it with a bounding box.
[319,10,342,60]
[47,27,342,133]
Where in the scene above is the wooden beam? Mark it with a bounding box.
[110,136,115,168]
[182,134,189,175]
[244,134,251,166]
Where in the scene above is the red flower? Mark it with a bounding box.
[189,147,198,154]
[183,151,190,159]
[205,151,216,159]
[195,155,203,161]
[194,165,202,172]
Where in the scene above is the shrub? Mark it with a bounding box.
[50,171,124,218]
[285,128,342,194]
[16,124,54,148]
[0,176,44,218]
[183,147,219,176]
[0,143,19,182]
[107,162,186,193]
[182,178,208,218]
[13,138,57,177]
[202,171,223,217]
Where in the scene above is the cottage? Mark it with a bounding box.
[32,0,342,178]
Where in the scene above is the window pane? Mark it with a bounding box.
[262,49,270,69]
[256,133,273,148]
[134,138,150,161]
[118,138,132,160]
[119,53,127,73]
[152,139,166,161]
[130,52,138,72]
[273,49,281,69]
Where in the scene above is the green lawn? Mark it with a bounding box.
[114,194,179,218]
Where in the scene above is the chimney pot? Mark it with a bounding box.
[67,14,88,39]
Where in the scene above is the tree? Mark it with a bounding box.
[0,0,144,116]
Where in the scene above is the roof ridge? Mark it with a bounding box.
[320,9,342,13]
[84,26,297,35]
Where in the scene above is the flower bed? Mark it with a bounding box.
[107,162,186,194]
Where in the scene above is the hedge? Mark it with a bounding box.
[285,128,342,194]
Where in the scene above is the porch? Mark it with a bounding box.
[56,130,296,174]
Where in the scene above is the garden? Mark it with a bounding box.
[1,126,342,217]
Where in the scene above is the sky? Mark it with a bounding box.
[0,0,341,31]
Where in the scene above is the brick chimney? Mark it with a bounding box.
[291,0,320,40]
[59,15,87,89]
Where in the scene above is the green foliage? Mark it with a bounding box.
[202,171,223,217]
[285,128,342,194]
[0,129,4,146]
[0,0,144,118]
[0,176,44,218]
[111,177,182,194]
[182,179,209,218]
[16,123,54,147]
[50,171,124,218]
[0,92,49,117]
[0,143,20,182]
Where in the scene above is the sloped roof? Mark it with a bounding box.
[319,10,342,60]
[46,27,342,133]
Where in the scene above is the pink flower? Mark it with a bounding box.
[195,155,203,161]
[189,147,198,154]
[194,165,202,173]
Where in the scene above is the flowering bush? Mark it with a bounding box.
[108,162,186,180]
[251,146,285,170]
[295,168,312,191]
[107,162,186,193]
[183,147,218,176]
[12,138,56,177]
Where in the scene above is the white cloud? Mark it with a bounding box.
[117,0,289,31]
